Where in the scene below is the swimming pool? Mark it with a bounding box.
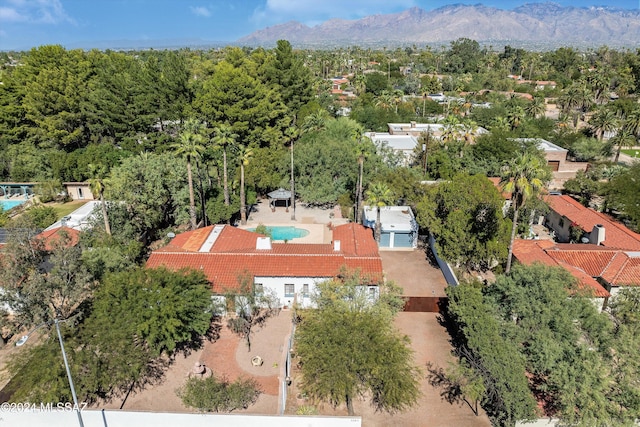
[249,226,310,241]
[0,199,25,211]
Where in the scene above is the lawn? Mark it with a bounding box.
[621,149,640,158]
[50,200,88,220]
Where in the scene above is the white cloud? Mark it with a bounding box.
[190,6,211,17]
[0,0,74,24]
[0,6,27,22]
[252,0,416,27]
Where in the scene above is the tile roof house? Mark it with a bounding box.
[37,226,81,251]
[545,195,640,251]
[512,195,640,309]
[146,223,383,307]
[513,239,640,309]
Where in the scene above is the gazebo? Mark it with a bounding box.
[267,188,292,211]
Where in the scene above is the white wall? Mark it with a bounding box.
[0,409,362,427]
[256,277,379,309]
[257,276,329,308]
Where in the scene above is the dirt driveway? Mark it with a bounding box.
[374,249,491,426]
[380,250,448,297]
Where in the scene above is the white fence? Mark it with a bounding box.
[0,409,362,427]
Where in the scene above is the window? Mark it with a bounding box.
[302,284,309,297]
[254,283,263,295]
[369,287,377,299]
[284,284,295,297]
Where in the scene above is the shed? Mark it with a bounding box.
[362,206,418,249]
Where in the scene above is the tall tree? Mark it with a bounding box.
[285,124,299,220]
[87,163,112,235]
[610,127,637,163]
[212,124,237,207]
[173,119,205,229]
[524,97,546,119]
[500,151,551,273]
[295,271,418,416]
[589,108,619,141]
[355,135,373,224]
[107,152,190,239]
[446,282,537,426]
[0,227,93,340]
[263,40,314,116]
[606,162,640,232]
[238,144,253,225]
[415,174,511,270]
[365,182,393,242]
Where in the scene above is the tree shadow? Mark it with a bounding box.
[117,356,170,409]
[174,315,224,358]
[426,361,480,416]
[426,362,463,405]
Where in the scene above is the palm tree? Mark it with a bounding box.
[285,125,299,220]
[461,120,478,145]
[491,116,511,132]
[624,107,640,139]
[500,152,551,273]
[610,128,637,163]
[212,124,238,207]
[353,73,366,96]
[238,144,253,225]
[506,105,525,130]
[524,97,546,119]
[172,119,205,230]
[589,108,619,141]
[301,109,330,133]
[559,83,593,128]
[365,182,393,243]
[375,91,394,111]
[355,135,372,224]
[87,163,111,235]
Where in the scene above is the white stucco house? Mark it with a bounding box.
[146,224,383,309]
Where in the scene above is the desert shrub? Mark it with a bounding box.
[177,374,261,412]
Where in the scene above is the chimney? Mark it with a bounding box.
[410,121,416,128]
[333,240,341,252]
[256,237,272,250]
[589,224,605,246]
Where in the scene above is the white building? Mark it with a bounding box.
[147,224,383,308]
[362,206,418,249]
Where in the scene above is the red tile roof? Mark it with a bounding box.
[514,238,640,293]
[37,227,81,251]
[546,195,640,251]
[513,240,611,297]
[147,224,383,293]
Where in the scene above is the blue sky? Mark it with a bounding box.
[1,0,639,50]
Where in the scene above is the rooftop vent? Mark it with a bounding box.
[256,237,272,250]
[589,224,605,246]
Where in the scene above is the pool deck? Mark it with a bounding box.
[238,222,329,244]
[239,198,349,244]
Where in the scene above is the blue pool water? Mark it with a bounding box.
[0,199,25,211]
[249,226,309,241]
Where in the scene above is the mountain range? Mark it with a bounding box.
[237,3,640,49]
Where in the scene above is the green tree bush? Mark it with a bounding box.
[178,375,261,412]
